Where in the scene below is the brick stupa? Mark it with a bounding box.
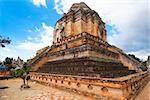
[28,2,137,78]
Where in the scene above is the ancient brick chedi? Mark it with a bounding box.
[53,2,106,43]
[28,2,149,100]
[28,2,139,77]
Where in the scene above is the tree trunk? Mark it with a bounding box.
[26,79,28,85]
[23,78,26,85]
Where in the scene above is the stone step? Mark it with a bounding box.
[36,57,135,78]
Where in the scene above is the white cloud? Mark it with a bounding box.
[26,29,33,33]
[0,46,17,61]
[0,22,53,61]
[41,22,53,45]
[54,0,149,60]
[35,26,40,32]
[32,0,47,8]
[17,22,53,51]
[2,47,11,52]
[27,36,33,40]
[54,0,64,14]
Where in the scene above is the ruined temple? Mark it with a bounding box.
[28,2,149,100]
[28,2,139,77]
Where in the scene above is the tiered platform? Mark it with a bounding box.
[37,57,135,78]
[28,2,149,100]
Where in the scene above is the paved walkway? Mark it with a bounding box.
[0,79,91,100]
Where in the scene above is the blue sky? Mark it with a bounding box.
[0,0,149,61]
[0,0,60,41]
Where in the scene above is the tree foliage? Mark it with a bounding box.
[0,35,11,48]
[0,61,2,65]
[3,57,13,68]
[128,54,141,62]
[11,64,31,88]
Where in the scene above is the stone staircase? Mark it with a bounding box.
[37,57,136,78]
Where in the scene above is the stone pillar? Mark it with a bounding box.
[65,15,74,37]
[81,15,87,33]
[102,29,106,42]
[86,13,94,35]
[93,20,99,37]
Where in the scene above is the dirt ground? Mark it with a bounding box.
[0,78,91,100]
[0,78,149,100]
[135,80,150,100]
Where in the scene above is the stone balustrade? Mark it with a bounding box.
[29,71,149,100]
[54,32,106,47]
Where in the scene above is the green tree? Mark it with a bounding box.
[128,54,141,62]
[11,64,30,89]
[0,35,11,48]
[3,57,13,68]
[0,61,2,65]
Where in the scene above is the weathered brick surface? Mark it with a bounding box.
[30,71,149,100]
[27,2,149,100]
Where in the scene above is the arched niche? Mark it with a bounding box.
[101,87,108,93]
